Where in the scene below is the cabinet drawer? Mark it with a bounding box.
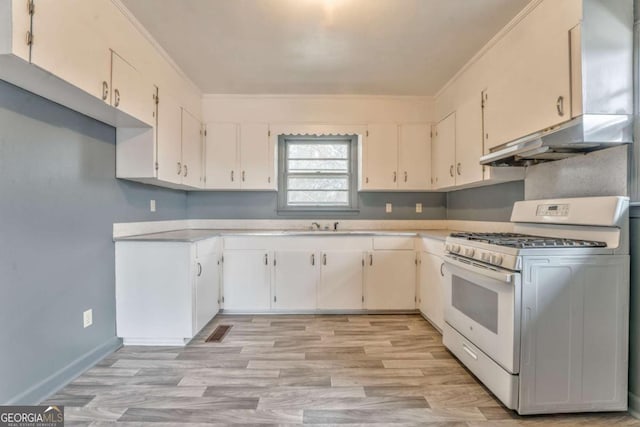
[372,237,415,250]
[196,238,219,257]
[421,237,445,257]
[443,323,518,409]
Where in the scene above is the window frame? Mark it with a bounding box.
[277,134,359,213]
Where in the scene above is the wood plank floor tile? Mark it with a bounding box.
[41,314,639,426]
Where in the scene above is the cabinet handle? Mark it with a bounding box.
[311,254,315,266]
[456,163,461,176]
[114,89,120,107]
[176,162,182,175]
[242,171,245,182]
[449,165,454,177]
[369,254,373,266]
[101,81,109,101]
[231,170,234,182]
[440,262,445,277]
[556,95,565,116]
[183,164,188,177]
[264,254,268,265]
[404,171,408,182]
[393,171,397,183]
[197,262,202,277]
[462,343,478,360]
[323,253,327,265]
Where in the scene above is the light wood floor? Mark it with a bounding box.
[44,314,639,426]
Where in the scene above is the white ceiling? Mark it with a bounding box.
[121,0,531,95]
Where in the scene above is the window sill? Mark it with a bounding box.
[277,207,361,216]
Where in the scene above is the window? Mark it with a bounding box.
[278,135,358,211]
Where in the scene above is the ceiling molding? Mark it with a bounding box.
[110,0,203,95]
[434,0,544,100]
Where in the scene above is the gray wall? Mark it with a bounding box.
[446,181,524,222]
[188,191,447,220]
[0,80,188,404]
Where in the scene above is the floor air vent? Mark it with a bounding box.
[205,325,232,343]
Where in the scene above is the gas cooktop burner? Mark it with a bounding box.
[449,232,607,249]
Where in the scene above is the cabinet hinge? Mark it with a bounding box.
[27,0,34,15]
[415,258,418,265]
[362,258,364,267]
[366,130,369,137]
[274,258,277,266]
[155,162,159,171]
[221,255,224,263]
[222,296,225,303]
[268,130,271,137]
[362,296,364,303]
[274,296,277,303]
[26,31,33,46]
[415,296,417,302]
[204,129,207,137]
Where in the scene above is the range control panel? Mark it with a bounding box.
[536,203,569,217]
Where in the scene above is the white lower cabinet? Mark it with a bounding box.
[222,250,271,312]
[195,254,221,333]
[273,251,319,311]
[115,239,221,346]
[365,250,417,310]
[419,251,447,331]
[318,251,364,310]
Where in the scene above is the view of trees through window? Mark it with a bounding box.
[280,137,355,208]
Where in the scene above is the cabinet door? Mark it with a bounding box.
[432,113,456,189]
[6,0,31,61]
[420,252,445,330]
[455,95,484,186]
[483,0,575,150]
[156,90,183,184]
[205,123,240,189]
[181,108,203,188]
[111,51,155,126]
[195,254,220,334]
[30,0,111,101]
[239,123,272,190]
[398,124,431,190]
[222,251,270,311]
[362,124,398,190]
[319,251,364,310]
[365,251,416,310]
[273,251,319,310]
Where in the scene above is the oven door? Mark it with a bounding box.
[444,254,521,374]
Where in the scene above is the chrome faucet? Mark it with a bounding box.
[311,222,321,230]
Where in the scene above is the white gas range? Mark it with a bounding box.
[442,196,630,415]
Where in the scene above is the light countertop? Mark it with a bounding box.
[114,228,455,243]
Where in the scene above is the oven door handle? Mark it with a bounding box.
[444,255,516,284]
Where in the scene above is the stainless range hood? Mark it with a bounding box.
[480,0,633,167]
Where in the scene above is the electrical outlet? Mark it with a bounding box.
[385,203,392,213]
[416,203,423,213]
[150,199,156,212]
[83,309,93,328]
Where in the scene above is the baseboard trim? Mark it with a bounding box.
[629,392,640,419]
[5,336,122,405]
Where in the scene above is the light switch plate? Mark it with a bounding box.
[150,200,156,212]
[83,309,93,328]
[385,203,392,213]
[416,203,423,213]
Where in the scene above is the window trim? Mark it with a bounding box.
[277,134,359,213]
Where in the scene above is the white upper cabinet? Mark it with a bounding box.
[205,123,240,189]
[156,90,183,185]
[181,108,204,188]
[361,123,431,191]
[481,0,578,151]
[239,123,273,190]
[431,113,456,189]
[204,122,274,191]
[454,95,484,186]
[398,124,431,190]
[0,0,30,61]
[30,0,112,102]
[110,51,155,126]
[361,123,399,190]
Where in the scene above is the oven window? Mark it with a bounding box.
[451,275,499,334]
